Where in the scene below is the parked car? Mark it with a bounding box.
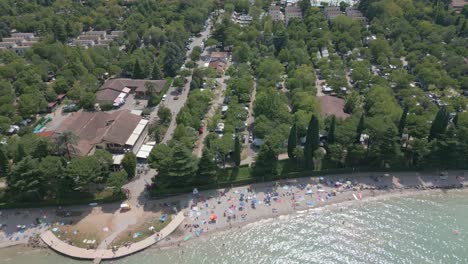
[63,103,78,112]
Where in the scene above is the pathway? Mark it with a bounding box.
[95,16,215,250]
[193,75,229,157]
[240,80,257,165]
[40,212,185,261]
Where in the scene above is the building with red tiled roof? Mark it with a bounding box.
[96,78,167,106]
[54,110,146,156]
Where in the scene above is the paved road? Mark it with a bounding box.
[97,16,216,249]
[240,80,257,165]
[193,74,229,157]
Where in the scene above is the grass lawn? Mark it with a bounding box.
[109,214,172,248]
[54,228,102,249]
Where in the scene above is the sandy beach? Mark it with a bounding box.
[0,170,466,254]
[152,170,468,249]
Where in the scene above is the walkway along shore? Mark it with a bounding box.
[40,212,185,261]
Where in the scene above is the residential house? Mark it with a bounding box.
[324,6,343,20]
[345,7,366,22]
[0,32,39,55]
[269,6,285,22]
[450,0,467,13]
[285,6,302,25]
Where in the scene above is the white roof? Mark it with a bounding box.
[112,154,125,165]
[130,109,143,116]
[122,87,131,93]
[125,119,148,146]
[136,143,154,159]
[117,92,126,99]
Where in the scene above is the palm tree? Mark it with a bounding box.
[56,131,79,160]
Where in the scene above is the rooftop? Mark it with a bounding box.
[54,110,142,156]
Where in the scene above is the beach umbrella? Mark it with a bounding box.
[346,181,352,185]
[306,190,313,195]
[209,215,218,221]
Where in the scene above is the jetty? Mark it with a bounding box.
[40,212,185,262]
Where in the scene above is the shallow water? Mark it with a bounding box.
[1,190,467,264]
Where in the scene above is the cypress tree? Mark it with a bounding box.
[287,123,297,159]
[429,107,449,141]
[152,62,163,79]
[233,136,241,167]
[304,115,319,167]
[398,106,409,137]
[133,59,144,79]
[328,115,336,144]
[0,147,8,175]
[14,143,26,163]
[356,114,365,143]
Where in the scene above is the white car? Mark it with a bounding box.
[162,95,167,101]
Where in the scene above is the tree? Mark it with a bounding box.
[122,152,137,179]
[356,114,365,143]
[56,131,79,160]
[428,107,449,141]
[304,115,319,167]
[152,62,163,79]
[0,147,9,175]
[107,170,128,190]
[298,0,311,15]
[157,106,172,124]
[252,140,279,181]
[287,123,298,159]
[398,105,409,137]
[81,92,96,110]
[339,1,350,11]
[7,157,44,202]
[233,136,241,167]
[14,143,26,163]
[379,127,401,166]
[133,59,144,79]
[191,46,202,61]
[328,116,336,144]
[152,143,197,190]
[163,42,184,77]
[31,139,49,160]
[313,148,326,171]
[195,148,217,186]
[38,156,67,200]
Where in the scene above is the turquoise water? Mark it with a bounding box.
[1,190,467,264]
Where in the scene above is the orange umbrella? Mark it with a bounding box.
[209,214,218,221]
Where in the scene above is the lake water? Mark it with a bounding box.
[1,190,467,264]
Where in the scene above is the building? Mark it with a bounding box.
[96,78,167,106]
[54,110,147,156]
[345,7,366,22]
[231,12,253,26]
[285,6,302,25]
[450,0,467,13]
[269,6,285,22]
[69,30,124,49]
[209,60,228,75]
[0,32,39,55]
[324,6,343,20]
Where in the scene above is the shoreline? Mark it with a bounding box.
[151,172,468,250]
[0,171,466,258]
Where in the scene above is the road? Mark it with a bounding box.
[193,74,229,157]
[97,16,216,249]
[240,80,257,165]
